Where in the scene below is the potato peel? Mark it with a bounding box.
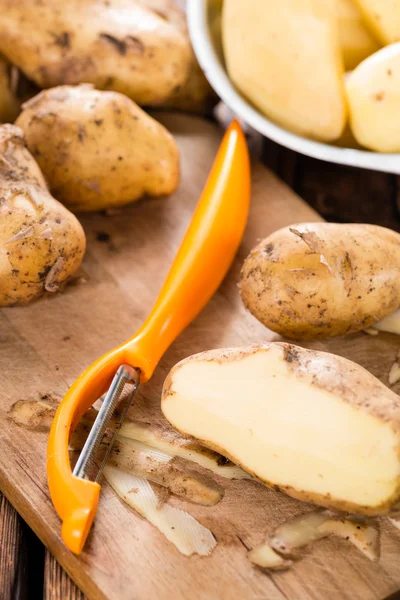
[104,465,217,557]
[252,511,380,570]
[119,421,250,480]
[248,543,292,571]
[269,510,331,555]
[10,399,224,506]
[70,428,223,506]
[317,519,380,561]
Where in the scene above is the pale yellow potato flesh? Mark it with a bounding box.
[346,43,400,152]
[353,0,400,45]
[222,0,347,141]
[374,308,400,335]
[336,0,380,69]
[162,344,400,515]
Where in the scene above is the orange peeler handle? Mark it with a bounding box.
[47,120,250,555]
[124,119,251,380]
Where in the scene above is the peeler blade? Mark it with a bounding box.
[73,364,140,482]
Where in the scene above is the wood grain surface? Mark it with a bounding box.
[44,550,86,600]
[0,492,28,600]
[0,491,44,599]
[1,114,400,600]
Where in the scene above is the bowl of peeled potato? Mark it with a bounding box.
[188,0,400,174]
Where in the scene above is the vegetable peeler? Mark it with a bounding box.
[47,120,251,555]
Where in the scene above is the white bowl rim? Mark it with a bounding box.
[188,0,400,175]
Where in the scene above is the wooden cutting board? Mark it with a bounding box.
[1,113,400,600]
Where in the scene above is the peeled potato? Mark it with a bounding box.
[336,0,380,70]
[240,222,400,340]
[0,125,85,306]
[353,0,400,45]
[222,0,347,141]
[162,343,400,516]
[346,43,400,152]
[16,85,180,212]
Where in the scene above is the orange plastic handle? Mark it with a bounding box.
[47,120,251,554]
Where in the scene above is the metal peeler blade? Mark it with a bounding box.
[73,365,140,482]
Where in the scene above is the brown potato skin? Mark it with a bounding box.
[240,223,400,340]
[0,125,85,306]
[141,0,218,114]
[16,85,180,212]
[162,342,400,515]
[152,55,219,115]
[0,0,191,106]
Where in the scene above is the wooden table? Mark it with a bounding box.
[1,134,400,600]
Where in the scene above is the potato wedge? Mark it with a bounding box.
[240,222,400,340]
[336,0,380,70]
[353,0,400,45]
[16,85,179,212]
[346,43,400,152]
[162,343,400,515]
[0,0,191,105]
[222,0,347,141]
[0,125,85,305]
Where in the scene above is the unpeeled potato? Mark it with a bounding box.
[0,0,191,105]
[0,124,85,306]
[240,222,400,340]
[153,54,219,115]
[16,85,180,212]
[144,0,218,114]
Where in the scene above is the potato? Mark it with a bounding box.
[16,85,180,212]
[240,223,400,340]
[222,0,347,141]
[336,0,380,70]
[152,54,219,115]
[0,124,85,306]
[0,0,191,105]
[353,0,400,45]
[346,43,400,152]
[162,342,400,515]
[142,0,218,114]
[135,0,187,30]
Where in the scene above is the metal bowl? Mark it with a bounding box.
[188,0,400,174]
